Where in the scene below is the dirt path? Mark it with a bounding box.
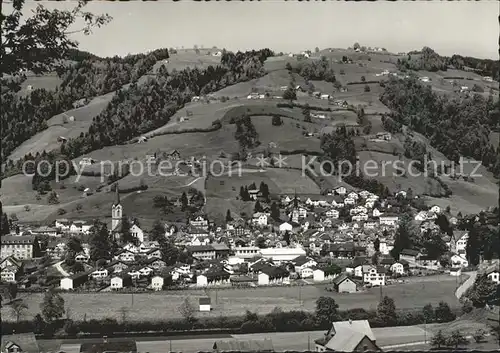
[455,271,477,299]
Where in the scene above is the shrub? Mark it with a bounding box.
[473,329,486,343]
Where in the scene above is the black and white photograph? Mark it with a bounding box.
[0,1,499,352]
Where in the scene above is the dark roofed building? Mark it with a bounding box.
[1,333,39,353]
[323,243,366,259]
[332,273,357,293]
[213,339,274,352]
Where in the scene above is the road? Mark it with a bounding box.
[54,261,70,277]
[455,271,477,299]
[55,326,431,353]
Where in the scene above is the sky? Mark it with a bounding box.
[9,1,500,60]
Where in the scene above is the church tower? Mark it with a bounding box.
[111,184,122,231]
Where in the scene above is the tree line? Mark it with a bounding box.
[380,75,500,177]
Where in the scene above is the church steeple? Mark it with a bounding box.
[113,183,120,206]
[111,184,123,231]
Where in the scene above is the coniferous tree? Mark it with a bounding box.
[225,210,233,223]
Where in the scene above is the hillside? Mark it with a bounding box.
[2,47,498,226]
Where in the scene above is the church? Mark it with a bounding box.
[110,185,145,244]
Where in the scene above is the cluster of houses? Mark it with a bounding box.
[2,182,499,294]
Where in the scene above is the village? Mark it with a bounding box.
[1,182,499,295]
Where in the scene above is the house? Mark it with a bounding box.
[451,254,468,268]
[486,267,500,284]
[90,268,109,280]
[234,246,261,260]
[315,320,380,352]
[0,256,23,270]
[293,255,318,273]
[110,274,132,290]
[326,209,339,219]
[257,266,290,285]
[1,236,35,260]
[313,268,325,282]
[416,255,440,270]
[323,243,366,259]
[320,94,331,100]
[279,222,293,233]
[399,249,420,263]
[390,260,409,275]
[379,215,399,227]
[363,266,386,286]
[451,231,468,254]
[1,266,18,283]
[300,267,314,279]
[189,215,209,230]
[150,275,171,290]
[449,267,462,277]
[114,250,136,262]
[429,205,441,214]
[1,333,40,353]
[213,339,274,352]
[60,272,89,290]
[188,245,216,261]
[199,297,211,311]
[146,248,162,259]
[130,224,145,243]
[333,274,357,293]
[252,212,269,226]
[335,186,347,195]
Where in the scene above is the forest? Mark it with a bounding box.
[379,76,500,177]
[1,49,170,163]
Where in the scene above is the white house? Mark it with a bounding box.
[313,268,325,282]
[451,254,468,268]
[390,261,407,275]
[373,208,383,218]
[151,275,166,290]
[199,297,211,311]
[258,272,270,285]
[352,213,368,222]
[252,213,269,226]
[452,231,469,254]
[130,224,145,243]
[363,266,386,286]
[279,222,293,233]
[335,187,347,195]
[379,215,399,227]
[486,267,500,284]
[234,246,260,260]
[326,209,339,219]
[197,274,208,287]
[90,268,108,280]
[110,276,124,289]
[344,198,356,206]
[429,205,441,214]
[60,277,73,290]
[300,267,314,278]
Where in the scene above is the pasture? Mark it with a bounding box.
[2,277,460,323]
[151,49,222,73]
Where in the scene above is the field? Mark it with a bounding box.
[2,275,460,323]
[151,49,222,73]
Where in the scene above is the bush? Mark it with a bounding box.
[364,85,371,92]
[473,329,486,343]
